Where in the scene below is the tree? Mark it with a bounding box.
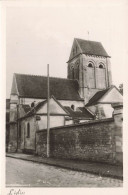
[119,83,123,95]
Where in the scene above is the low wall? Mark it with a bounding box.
[36,118,122,164]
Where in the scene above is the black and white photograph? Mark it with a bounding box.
[1,0,127,194]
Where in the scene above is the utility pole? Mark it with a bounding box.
[47,64,50,157]
[16,103,19,152]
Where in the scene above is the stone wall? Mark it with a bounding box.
[112,103,123,164]
[36,117,122,164]
[8,123,17,152]
[36,131,47,157]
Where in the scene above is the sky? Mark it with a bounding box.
[5,0,127,98]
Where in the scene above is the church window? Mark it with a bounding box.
[88,62,94,68]
[31,101,35,108]
[71,105,75,110]
[99,63,104,69]
[27,123,30,138]
[96,63,106,89]
[87,62,95,88]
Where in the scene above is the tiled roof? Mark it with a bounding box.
[20,97,70,119]
[64,106,94,119]
[21,102,94,120]
[86,88,110,106]
[22,100,47,118]
[68,38,109,62]
[15,73,83,101]
[76,38,109,57]
[21,96,70,119]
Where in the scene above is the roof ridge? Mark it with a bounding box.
[97,87,110,93]
[75,38,101,43]
[14,73,76,81]
[86,87,111,106]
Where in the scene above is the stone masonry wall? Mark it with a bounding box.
[36,118,121,164]
[8,123,17,152]
[36,131,47,157]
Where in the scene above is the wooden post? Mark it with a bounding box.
[47,64,50,157]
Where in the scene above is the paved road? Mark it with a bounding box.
[6,157,122,187]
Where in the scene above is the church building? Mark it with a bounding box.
[8,38,123,153]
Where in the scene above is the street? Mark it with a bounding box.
[6,157,122,187]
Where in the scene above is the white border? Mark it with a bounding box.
[1,0,128,194]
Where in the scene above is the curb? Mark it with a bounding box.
[6,155,123,181]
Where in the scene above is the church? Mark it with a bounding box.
[8,38,123,153]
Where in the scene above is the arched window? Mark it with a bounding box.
[99,63,104,69]
[99,64,103,68]
[27,123,30,138]
[88,62,94,68]
[87,62,95,88]
[71,105,75,110]
[96,63,106,89]
[31,101,35,108]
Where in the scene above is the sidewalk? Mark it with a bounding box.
[6,153,123,180]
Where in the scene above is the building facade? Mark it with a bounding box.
[67,39,112,103]
[8,38,123,153]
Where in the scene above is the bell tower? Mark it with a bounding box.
[67,38,112,104]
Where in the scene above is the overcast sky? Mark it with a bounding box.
[6,0,127,98]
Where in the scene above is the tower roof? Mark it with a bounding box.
[68,38,110,62]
